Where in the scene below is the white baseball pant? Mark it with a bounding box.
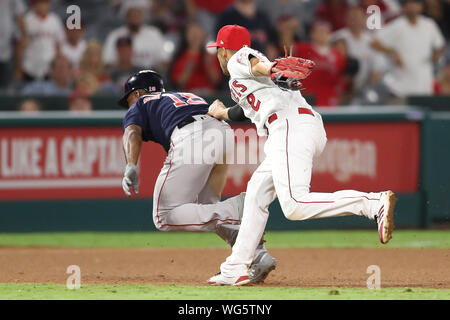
[221,109,383,275]
[153,115,241,232]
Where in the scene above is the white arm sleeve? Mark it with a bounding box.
[227,46,269,79]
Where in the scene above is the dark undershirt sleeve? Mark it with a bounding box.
[227,104,247,121]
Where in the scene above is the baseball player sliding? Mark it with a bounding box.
[206,25,397,286]
[119,70,276,283]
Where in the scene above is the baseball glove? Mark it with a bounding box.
[270,57,315,90]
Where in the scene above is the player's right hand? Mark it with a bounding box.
[122,163,139,197]
[208,99,228,120]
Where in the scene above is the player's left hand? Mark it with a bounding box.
[270,57,315,90]
[122,163,139,197]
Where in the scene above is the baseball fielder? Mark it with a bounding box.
[205,25,397,286]
[120,70,276,283]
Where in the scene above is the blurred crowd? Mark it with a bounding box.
[2,0,450,112]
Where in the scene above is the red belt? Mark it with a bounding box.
[268,107,314,125]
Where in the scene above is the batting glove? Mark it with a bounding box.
[122,163,139,196]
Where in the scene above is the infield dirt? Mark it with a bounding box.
[1,247,449,288]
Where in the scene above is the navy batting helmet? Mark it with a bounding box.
[118,70,164,108]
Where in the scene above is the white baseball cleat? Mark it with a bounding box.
[207,272,251,286]
[376,190,397,244]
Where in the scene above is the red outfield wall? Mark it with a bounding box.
[0,122,419,200]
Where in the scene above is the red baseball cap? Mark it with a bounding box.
[207,25,251,51]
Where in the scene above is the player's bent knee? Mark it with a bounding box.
[153,218,171,232]
[279,197,308,221]
[283,210,309,221]
[283,208,309,221]
[153,209,172,232]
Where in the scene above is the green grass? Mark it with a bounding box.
[1,231,448,300]
[0,230,448,249]
[0,283,448,300]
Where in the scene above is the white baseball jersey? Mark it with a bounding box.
[61,39,87,69]
[23,11,65,79]
[0,0,26,62]
[331,28,387,92]
[103,26,169,68]
[227,46,312,136]
[374,16,445,96]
